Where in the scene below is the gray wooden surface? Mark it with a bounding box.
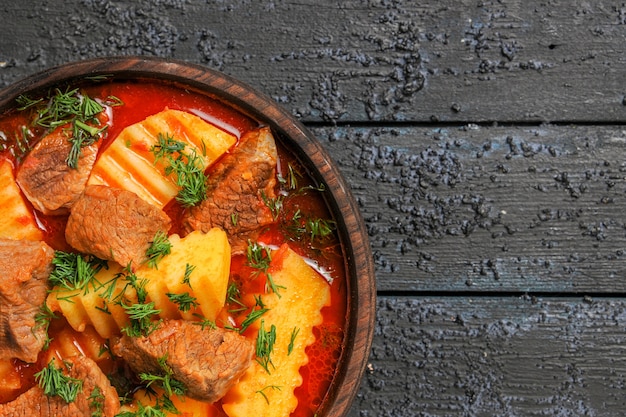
[1,0,625,415]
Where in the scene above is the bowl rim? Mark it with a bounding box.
[0,56,376,417]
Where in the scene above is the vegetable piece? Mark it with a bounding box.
[47,229,230,339]
[88,109,236,209]
[221,244,331,417]
[141,228,231,321]
[0,159,43,240]
[46,263,135,338]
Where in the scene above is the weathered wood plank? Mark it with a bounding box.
[0,0,624,123]
[310,124,626,293]
[348,295,626,417]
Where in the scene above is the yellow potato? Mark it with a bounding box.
[0,159,43,240]
[88,109,236,209]
[140,228,231,322]
[48,228,231,339]
[222,245,331,417]
[47,289,90,333]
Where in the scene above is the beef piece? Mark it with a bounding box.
[182,126,278,252]
[65,185,171,269]
[16,127,99,215]
[0,239,54,363]
[0,355,120,417]
[112,319,254,403]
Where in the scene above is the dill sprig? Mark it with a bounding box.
[120,301,161,338]
[35,359,83,403]
[246,241,284,297]
[88,386,105,417]
[33,303,58,351]
[166,292,198,312]
[288,327,300,355]
[255,320,277,374]
[239,307,269,334]
[119,268,161,337]
[145,230,172,269]
[277,163,302,190]
[139,355,187,398]
[16,87,114,168]
[261,191,284,220]
[150,132,208,208]
[287,210,336,243]
[181,263,195,287]
[48,251,107,293]
[256,385,282,405]
[115,402,167,417]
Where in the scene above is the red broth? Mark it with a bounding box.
[0,80,346,417]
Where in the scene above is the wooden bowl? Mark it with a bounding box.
[0,56,376,417]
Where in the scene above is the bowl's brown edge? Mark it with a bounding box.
[0,56,377,417]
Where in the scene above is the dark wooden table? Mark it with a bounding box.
[2,1,626,415]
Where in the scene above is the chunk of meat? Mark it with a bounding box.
[16,127,100,215]
[0,239,54,363]
[65,185,171,269]
[0,355,120,417]
[112,319,254,403]
[182,126,278,252]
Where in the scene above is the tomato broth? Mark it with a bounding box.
[0,79,347,417]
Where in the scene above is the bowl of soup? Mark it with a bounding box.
[0,56,375,417]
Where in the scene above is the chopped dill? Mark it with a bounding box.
[166,292,198,312]
[35,359,83,403]
[288,327,300,355]
[150,132,208,207]
[16,87,118,168]
[48,251,107,294]
[145,230,172,269]
[255,320,277,374]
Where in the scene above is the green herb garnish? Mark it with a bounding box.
[34,359,83,403]
[88,386,105,417]
[115,403,167,417]
[256,385,282,405]
[139,355,187,398]
[288,327,300,355]
[239,307,269,334]
[145,230,172,269]
[49,251,107,293]
[33,303,57,350]
[150,132,208,207]
[16,87,116,168]
[255,320,277,374]
[166,292,198,312]
[181,263,195,287]
[246,241,284,297]
[120,301,161,338]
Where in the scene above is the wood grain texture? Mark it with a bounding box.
[311,124,626,293]
[0,0,624,123]
[349,295,626,417]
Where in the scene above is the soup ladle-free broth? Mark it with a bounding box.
[0,79,346,417]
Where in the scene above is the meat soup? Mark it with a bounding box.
[0,79,346,417]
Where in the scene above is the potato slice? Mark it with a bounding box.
[48,229,231,339]
[222,244,331,417]
[88,109,236,209]
[47,289,90,333]
[0,159,43,240]
[140,228,231,322]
